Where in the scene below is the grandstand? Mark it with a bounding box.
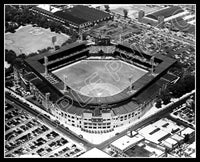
[14,38,177,134]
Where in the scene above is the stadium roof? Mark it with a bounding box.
[24,42,177,114]
[53,5,112,26]
[25,41,88,74]
[79,148,111,158]
[23,73,37,81]
[30,77,61,102]
[146,6,184,20]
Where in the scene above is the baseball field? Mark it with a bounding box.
[52,59,148,97]
[5,25,70,56]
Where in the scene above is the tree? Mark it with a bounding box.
[155,99,162,108]
[104,5,110,12]
[18,53,26,59]
[160,90,171,105]
[123,9,128,19]
[167,74,195,99]
[5,49,17,65]
[5,65,13,77]
[27,52,38,58]
[181,74,195,92]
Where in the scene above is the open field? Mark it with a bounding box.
[52,59,148,97]
[5,25,70,56]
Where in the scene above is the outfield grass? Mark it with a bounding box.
[52,59,148,97]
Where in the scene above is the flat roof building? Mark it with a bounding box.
[180,127,195,138]
[31,5,113,29]
[152,118,185,134]
[171,134,184,143]
[110,134,144,153]
[138,124,171,144]
[162,137,178,149]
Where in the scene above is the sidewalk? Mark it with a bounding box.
[5,87,195,145]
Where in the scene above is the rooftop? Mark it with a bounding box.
[111,134,144,152]
[53,5,112,25]
[138,124,171,144]
[181,127,195,137]
[124,145,152,157]
[78,148,111,158]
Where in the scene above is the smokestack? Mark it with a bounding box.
[138,10,145,22]
[44,56,48,75]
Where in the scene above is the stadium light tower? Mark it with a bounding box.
[63,75,68,91]
[45,92,50,109]
[44,56,48,75]
[151,56,157,76]
[78,29,83,43]
[128,75,135,92]
[52,36,57,51]
[117,25,123,44]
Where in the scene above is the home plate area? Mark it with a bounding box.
[79,83,121,97]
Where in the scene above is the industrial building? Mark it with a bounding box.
[30,5,114,30]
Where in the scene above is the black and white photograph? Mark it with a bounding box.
[4,4,195,158]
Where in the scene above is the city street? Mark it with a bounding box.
[5,89,194,151]
[5,92,93,150]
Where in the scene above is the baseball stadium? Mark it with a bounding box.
[14,38,177,134]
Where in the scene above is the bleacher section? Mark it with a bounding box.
[42,73,60,85]
[114,44,161,71]
[89,46,116,54]
[23,40,177,116]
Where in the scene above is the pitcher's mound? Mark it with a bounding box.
[80,83,121,97]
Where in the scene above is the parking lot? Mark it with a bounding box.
[86,12,195,75]
[5,103,86,157]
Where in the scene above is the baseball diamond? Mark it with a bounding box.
[14,39,177,134]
